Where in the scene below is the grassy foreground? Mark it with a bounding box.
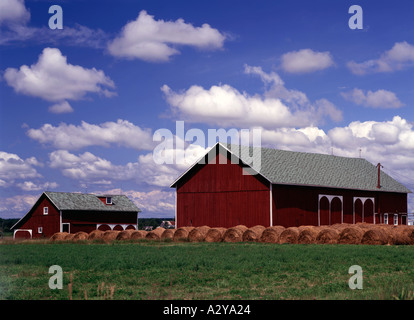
[0,241,413,300]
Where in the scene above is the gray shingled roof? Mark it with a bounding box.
[45,191,141,212]
[224,143,411,193]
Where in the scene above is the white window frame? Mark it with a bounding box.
[43,207,48,215]
[38,227,43,233]
[394,214,398,226]
[106,197,112,205]
[384,213,388,225]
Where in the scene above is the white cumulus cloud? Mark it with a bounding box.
[27,119,154,151]
[280,49,334,74]
[341,88,404,109]
[108,10,226,62]
[347,41,414,75]
[4,48,116,112]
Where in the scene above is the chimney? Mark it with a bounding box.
[376,163,383,189]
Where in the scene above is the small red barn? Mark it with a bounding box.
[171,143,411,228]
[11,191,141,239]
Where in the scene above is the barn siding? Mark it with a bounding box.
[176,151,271,228]
[272,185,408,227]
[15,196,60,238]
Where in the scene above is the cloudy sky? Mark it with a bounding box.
[1,0,413,219]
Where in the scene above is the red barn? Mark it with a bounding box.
[11,191,141,239]
[171,143,411,228]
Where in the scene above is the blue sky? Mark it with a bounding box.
[1,0,413,219]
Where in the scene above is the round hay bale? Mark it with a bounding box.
[338,226,364,244]
[242,225,266,242]
[188,226,211,242]
[161,229,176,240]
[361,228,389,245]
[173,227,195,241]
[205,227,227,242]
[388,226,414,245]
[102,230,120,242]
[65,233,75,241]
[72,231,88,241]
[260,226,285,243]
[330,223,351,232]
[146,227,165,241]
[279,227,300,244]
[316,228,339,244]
[116,230,135,241]
[223,225,248,242]
[298,226,321,244]
[88,229,104,240]
[130,230,148,240]
[50,232,69,241]
[355,222,374,230]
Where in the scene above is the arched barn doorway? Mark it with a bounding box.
[318,195,343,226]
[331,197,342,225]
[363,199,374,223]
[319,196,330,225]
[126,225,136,230]
[98,224,111,231]
[354,199,363,224]
[14,230,32,239]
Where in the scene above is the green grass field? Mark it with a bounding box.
[0,241,413,300]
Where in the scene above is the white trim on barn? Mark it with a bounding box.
[96,223,136,231]
[318,194,343,226]
[269,183,273,227]
[353,197,375,224]
[13,229,32,239]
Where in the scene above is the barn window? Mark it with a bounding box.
[106,197,112,205]
[43,207,48,215]
[38,227,43,233]
[384,213,388,225]
[394,215,398,225]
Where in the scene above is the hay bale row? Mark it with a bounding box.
[49,223,414,245]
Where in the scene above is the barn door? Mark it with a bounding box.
[354,199,363,224]
[319,197,329,226]
[330,197,342,225]
[363,199,374,223]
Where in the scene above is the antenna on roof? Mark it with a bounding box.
[359,148,362,158]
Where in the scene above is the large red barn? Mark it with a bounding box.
[171,143,411,228]
[11,191,141,239]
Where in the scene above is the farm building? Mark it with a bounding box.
[11,191,141,239]
[171,143,411,228]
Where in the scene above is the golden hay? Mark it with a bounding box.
[223,225,248,242]
[64,233,75,240]
[50,232,69,241]
[188,226,211,242]
[279,227,300,244]
[259,226,285,243]
[72,231,89,241]
[88,229,104,240]
[242,225,266,242]
[361,228,389,245]
[173,227,195,241]
[316,228,339,244]
[102,230,120,242]
[146,227,165,240]
[205,227,227,242]
[161,229,176,240]
[130,230,148,240]
[297,226,321,244]
[338,226,364,244]
[116,230,135,240]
